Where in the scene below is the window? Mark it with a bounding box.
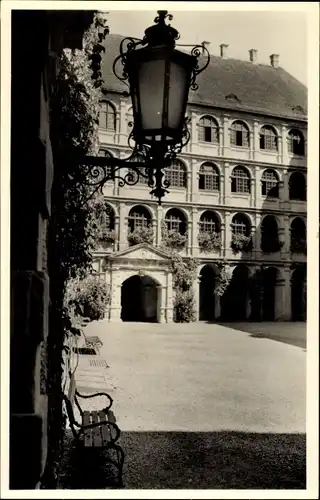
[99,102,116,131]
[127,153,149,185]
[199,211,220,233]
[261,169,279,197]
[128,206,151,232]
[199,163,220,191]
[260,126,278,151]
[231,213,250,236]
[289,172,306,201]
[231,166,250,194]
[288,129,305,156]
[165,209,186,234]
[165,160,187,188]
[230,121,249,147]
[198,116,219,144]
[105,204,115,230]
[98,149,114,178]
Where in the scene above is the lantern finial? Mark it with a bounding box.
[143,11,179,48]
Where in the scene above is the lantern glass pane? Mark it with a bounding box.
[138,58,166,131]
[168,61,189,130]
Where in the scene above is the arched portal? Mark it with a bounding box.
[221,265,250,321]
[261,267,278,321]
[291,266,306,321]
[121,274,160,323]
[199,265,218,321]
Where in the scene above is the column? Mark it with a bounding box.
[224,211,232,258]
[220,173,225,205]
[224,163,231,205]
[118,98,127,145]
[166,272,174,322]
[187,169,192,203]
[277,134,283,164]
[220,221,226,256]
[192,158,199,203]
[194,274,201,321]
[156,205,163,246]
[223,115,229,155]
[191,208,199,257]
[255,165,261,208]
[249,130,254,160]
[114,214,120,251]
[281,215,290,256]
[214,292,221,320]
[275,269,291,321]
[253,120,260,159]
[109,269,122,322]
[159,285,167,323]
[250,177,255,208]
[281,125,289,165]
[282,169,289,202]
[118,202,127,250]
[254,213,262,259]
[191,111,197,150]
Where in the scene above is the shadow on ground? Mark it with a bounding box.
[58,429,306,490]
[207,322,306,349]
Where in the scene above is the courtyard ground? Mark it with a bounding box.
[58,321,306,490]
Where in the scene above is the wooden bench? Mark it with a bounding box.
[63,373,124,486]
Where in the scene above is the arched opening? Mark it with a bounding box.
[259,125,278,151]
[289,172,306,201]
[291,266,306,321]
[261,267,278,321]
[290,217,307,254]
[261,215,281,253]
[231,166,251,194]
[121,274,160,323]
[288,129,305,156]
[199,265,218,321]
[199,163,220,191]
[230,120,250,148]
[198,116,219,144]
[164,159,187,188]
[220,265,250,321]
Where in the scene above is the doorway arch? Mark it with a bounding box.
[121,274,161,322]
[220,265,250,321]
[199,265,218,321]
[261,267,279,321]
[291,266,306,321]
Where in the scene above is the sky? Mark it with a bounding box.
[104,9,307,85]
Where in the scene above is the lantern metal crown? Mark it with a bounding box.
[79,10,210,205]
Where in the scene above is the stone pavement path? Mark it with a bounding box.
[58,321,306,490]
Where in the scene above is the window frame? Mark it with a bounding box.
[230,121,250,148]
[231,166,251,194]
[260,126,278,151]
[164,160,187,189]
[198,116,219,144]
[99,101,116,132]
[199,163,220,192]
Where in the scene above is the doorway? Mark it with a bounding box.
[121,274,160,322]
[199,265,217,321]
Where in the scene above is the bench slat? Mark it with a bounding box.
[99,411,111,446]
[83,411,93,447]
[91,411,103,447]
[107,409,116,424]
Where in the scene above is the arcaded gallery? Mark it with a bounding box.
[92,36,307,324]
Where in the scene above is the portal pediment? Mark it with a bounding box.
[109,243,171,262]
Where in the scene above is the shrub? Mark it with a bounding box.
[214,260,233,297]
[127,226,154,246]
[161,221,187,249]
[65,275,110,321]
[231,233,253,252]
[198,231,222,251]
[173,289,196,323]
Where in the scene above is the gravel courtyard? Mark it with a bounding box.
[59,321,306,489]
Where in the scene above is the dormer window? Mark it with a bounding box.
[225,93,240,103]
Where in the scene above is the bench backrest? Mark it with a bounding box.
[63,372,79,438]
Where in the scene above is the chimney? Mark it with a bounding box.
[220,43,229,59]
[201,41,210,55]
[249,49,258,64]
[270,54,280,68]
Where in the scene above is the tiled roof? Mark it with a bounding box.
[101,34,307,121]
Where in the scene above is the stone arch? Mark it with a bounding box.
[291,265,306,321]
[199,264,220,321]
[289,171,306,201]
[121,273,161,323]
[261,215,281,253]
[220,264,251,321]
